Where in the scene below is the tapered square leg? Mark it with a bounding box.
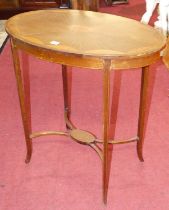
[102,60,111,204]
[137,66,150,162]
[62,65,74,130]
[11,38,32,163]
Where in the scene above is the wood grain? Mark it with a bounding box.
[6,10,166,69]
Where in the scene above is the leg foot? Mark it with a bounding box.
[25,152,32,163]
[137,143,144,162]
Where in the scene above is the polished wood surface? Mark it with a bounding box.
[0,0,69,19]
[6,10,165,69]
[71,0,98,11]
[6,10,166,204]
[20,0,60,7]
[0,0,19,8]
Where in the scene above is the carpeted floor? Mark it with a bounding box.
[0,20,8,53]
[1,1,169,210]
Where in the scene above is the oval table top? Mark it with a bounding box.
[6,10,166,69]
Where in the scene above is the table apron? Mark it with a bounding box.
[12,37,162,70]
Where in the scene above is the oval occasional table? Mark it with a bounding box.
[5,10,166,204]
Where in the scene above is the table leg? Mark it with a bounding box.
[103,60,111,204]
[21,51,32,135]
[62,65,73,130]
[11,38,32,163]
[137,66,149,162]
